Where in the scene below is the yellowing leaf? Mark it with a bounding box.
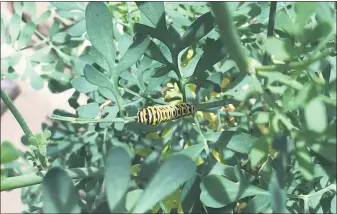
[145,132,160,139]
[212,150,221,162]
[135,148,152,157]
[131,164,140,176]
[161,128,172,138]
[196,157,204,166]
[221,77,230,89]
[180,47,195,67]
[163,189,181,210]
[257,124,269,134]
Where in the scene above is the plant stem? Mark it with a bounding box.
[256,49,336,72]
[263,2,277,65]
[1,167,101,191]
[127,2,134,37]
[193,117,210,155]
[1,89,33,137]
[49,114,136,124]
[209,2,249,73]
[196,98,238,111]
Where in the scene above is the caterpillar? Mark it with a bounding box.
[137,103,196,126]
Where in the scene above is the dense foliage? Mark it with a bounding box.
[1,2,336,213]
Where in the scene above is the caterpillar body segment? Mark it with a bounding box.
[137,103,196,126]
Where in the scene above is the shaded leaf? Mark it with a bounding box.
[193,39,227,78]
[115,34,151,75]
[42,167,81,213]
[23,2,36,20]
[145,40,171,65]
[296,141,314,180]
[268,170,287,213]
[132,155,196,213]
[200,174,268,208]
[250,136,270,168]
[105,145,134,212]
[242,195,271,213]
[136,2,166,28]
[178,12,216,51]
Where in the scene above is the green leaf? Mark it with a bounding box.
[76,103,100,119]
[35,10,51,25]
[178,12,216,51]
[68,19,86,37]
[275,9,298,35]
[250,136,270,168]
[23,2,36,20]
[165,7,192,27]
[24,60,44,90]
[253,111,271,124]
[265,37,297,61]
[126,189,144,212]
[227,132,258,154]
[98,87,116,102]
[42,167,81,213]
[242,195,271,213]
[13,2,23,15]
[51,2,85,11]
[105,145,134,212]
[200,174,269,208]
[175,143,204,161]
[296,140,314,180]
[83,64,112,89]
[192,39,226,78]
[181,175,202,213]
[48,79,72,93]
[145,41,171,65]
[294,2,316,31]
[136,2,166,28]
[9,14,21,43]
[51,32,69,43]
[310,142,336,163]
[49,19,61,38]
[86,2,116,74]
[303,21,333,44]
[331,195,336,214]
[117,34,133,56]
[214,131,258,154]
[258,156,273,184]
[30,71,44,90]
[268,170,287,213]
[1,140,21,163]
[132,155,196,213]
[115,34,151,76]
[71,77,98,93]
[304,97,327,133]
[17,21,36,48]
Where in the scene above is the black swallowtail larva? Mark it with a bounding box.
[137,103,196,125]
